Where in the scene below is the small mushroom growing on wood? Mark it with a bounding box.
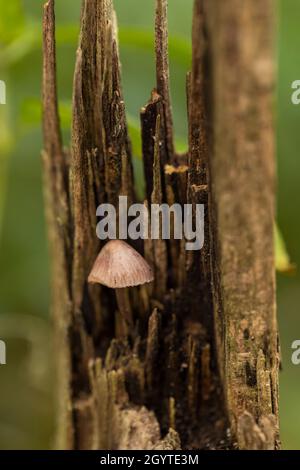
[88,240,154,331]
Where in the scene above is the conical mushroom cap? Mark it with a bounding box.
[88,240,154,288]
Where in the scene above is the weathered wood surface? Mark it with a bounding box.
[204,0,280,449]
[42,0,279,450]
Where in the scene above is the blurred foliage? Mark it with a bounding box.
[277,0,300,450]
[0,1,24,43]
[275,224,296,274]
[0,0,299,449]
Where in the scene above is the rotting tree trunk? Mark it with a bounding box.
[203,0,280,449]
[42,0,279,450]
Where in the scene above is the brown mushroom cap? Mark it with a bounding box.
[88,240,154,288]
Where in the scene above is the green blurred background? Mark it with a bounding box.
[0,0,299,449]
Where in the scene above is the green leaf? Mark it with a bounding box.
[127,114,142,158]
[0,0,25,44]
[0,107,13,237]
[0,24,37,67]
[275,223,296,274]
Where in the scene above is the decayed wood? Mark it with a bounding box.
[42,0,73,449]
[185,0,213,340]
[203,0,280,449]
[42,0,279,451]
[150,114,168,300]
[187,0,208,189]
[141,90,162,203]
[155,0,174,164]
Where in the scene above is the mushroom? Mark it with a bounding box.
[88,240,154,330]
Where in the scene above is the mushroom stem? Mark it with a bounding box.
[116,288,134,329]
